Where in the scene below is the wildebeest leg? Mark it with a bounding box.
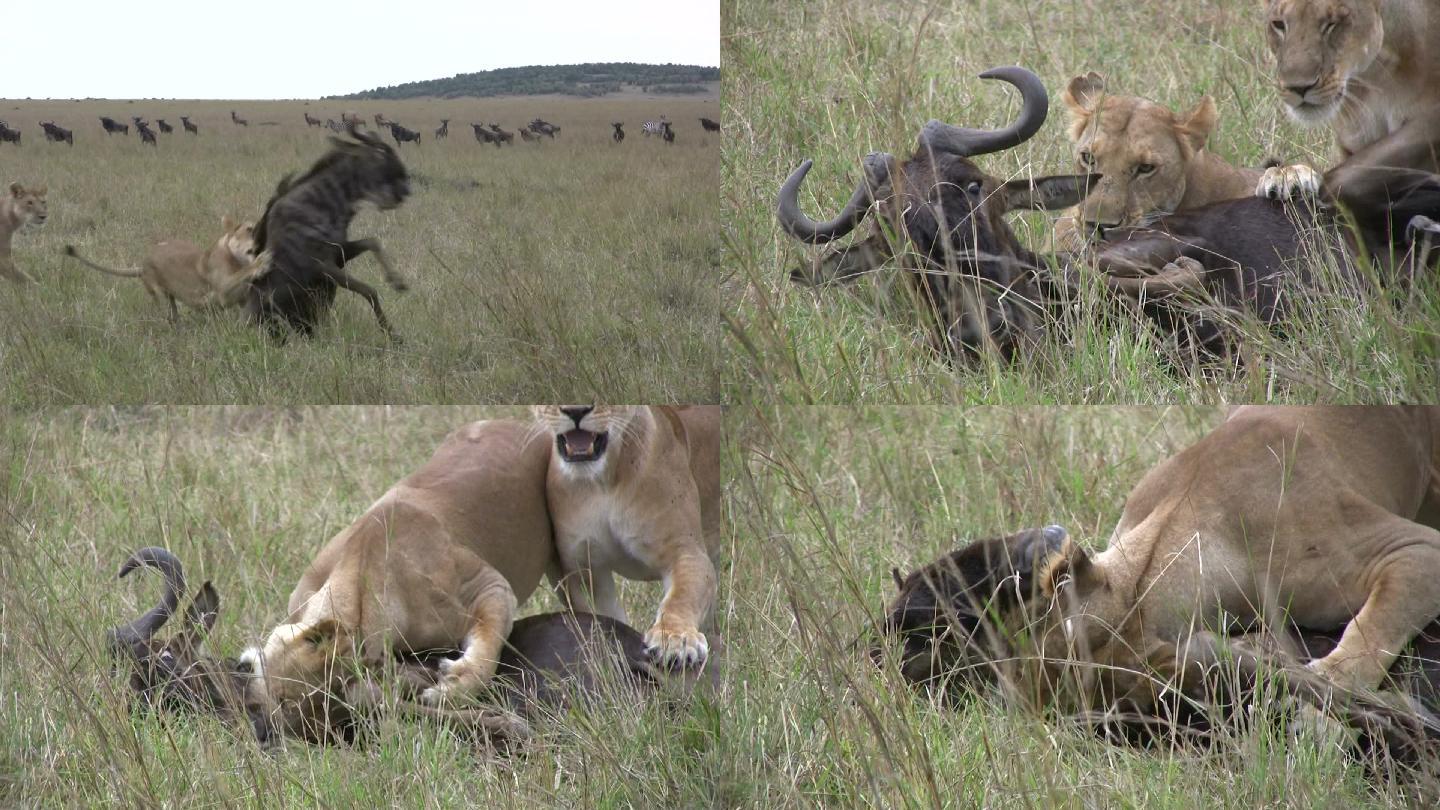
[323,266,401,342]
[338,238,408,291]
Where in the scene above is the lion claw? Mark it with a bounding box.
[644,625,709,668]
[1255,164,1321,200]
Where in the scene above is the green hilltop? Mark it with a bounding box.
[329,62,719,100]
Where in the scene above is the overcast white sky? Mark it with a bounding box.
[4,0,719,99]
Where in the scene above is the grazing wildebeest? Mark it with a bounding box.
[100,116,129,135]
[180,116,198,135]
[304,112,321,128]
[231,110,248,127]
[470,123,500,147]
[779,66,1440,362]
[662,122,675,144]
[488,124,514,145]
[519,126,540,143]
[0,123,21,146]
[390,123,421,146]
[612,122,625,143]
[246,128,410,341]
[156,119,173,134]
[133,118,157,146]
[107,547,676,748]
[700,117,720,133]
[434,119,449,139]
[40,121,73,145]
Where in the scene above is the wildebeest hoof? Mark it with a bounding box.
[1255,164,1321,200]
[644,624,708,668]
[1407,215,1440,241]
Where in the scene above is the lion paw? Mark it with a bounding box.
[1255,164,1321,200]
[645,624,709,668]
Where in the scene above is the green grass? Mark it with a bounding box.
[722,0,1440,403]
[4,406,1429,807]
[0,96,721,404]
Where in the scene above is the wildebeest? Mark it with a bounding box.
[434,119,449,139]
[612,122,625,143]
[662,122,675,145]
[107,546,676,748]
[700,117,720,133]
[303,112,321,128]
[778,66,1440,362]
[470,123,500,147]
[100,116,129,135]
[0,122,20,146]
[488,124,514,145]
[527,119,560,138]
[180,116,198,135]
[133,118,158,146]
[518,126,540,143]
[246,127,410,341]
[230,110,248,127]
[389,124,421,146]
[40,121,73,145]
[156,119,173,134]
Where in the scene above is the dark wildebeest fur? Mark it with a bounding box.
[470,123,500,147]
[180,116,198,135]
[434,119,449,139]
[612,122,625,143]
[40,122,73,145]
[246,128,410,341]
[662,122,675,144]
[389,124,421,146]
[231,110,248,127]
[779,66,1440,363]
[134,118,157,146]
[304,112,321,128]
[874,528,1440,768]
[156,119,174,134]
[700,117,720,133]
[100,116,128,135]
[0,123,20,146]
[488,124,514,145]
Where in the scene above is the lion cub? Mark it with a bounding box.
[63,216,266,318]
[534,405,722,667]
[1,182,48,283]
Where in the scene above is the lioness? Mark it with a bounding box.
[239,419,555,741]
[1055,73,1264,246]
[534,405,722,667]
[63,217,264,319]
[1,182,48,283]
[1258,0,1440,198]
[881,407,1440,714]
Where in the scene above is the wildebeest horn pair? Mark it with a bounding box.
[776,66,1047,244]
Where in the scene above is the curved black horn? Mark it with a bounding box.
[919,66,1049,158]
[776,152,894,245]
[107,547,185,648]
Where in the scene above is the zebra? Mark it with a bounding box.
[326,119,344,132]
[641,118,668,137]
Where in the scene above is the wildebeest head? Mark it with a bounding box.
[317,127,410,210]
[777,67,1098,361]
[872,525,1070,694]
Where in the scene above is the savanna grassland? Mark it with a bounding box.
[0,407,744,806]
[723,0,1440,403]
[0,94,721,404]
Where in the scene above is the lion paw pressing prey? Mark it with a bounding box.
[1255,163,1323,200]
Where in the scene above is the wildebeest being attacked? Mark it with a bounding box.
[246,128,410,341]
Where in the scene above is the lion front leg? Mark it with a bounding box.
[647,548,717,668]
[420,566,517,706]
[0,255,34,284]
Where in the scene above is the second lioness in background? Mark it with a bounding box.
[534,405,722,667]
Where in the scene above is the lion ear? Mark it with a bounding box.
[1063,72,1106,116]
[1034,530,1098,597]
[221,215,236,231]
[8,182,22,197]
[1175,95,1218,155]
[301,619,341,652]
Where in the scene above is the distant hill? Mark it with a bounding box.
[329,63,719,100]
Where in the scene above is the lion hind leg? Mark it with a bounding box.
[646,549,717,668]
[1309,519,1440,692]
[419,565,517,706]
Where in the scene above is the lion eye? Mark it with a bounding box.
[1079,150,1094,169]
[1135,163,1156,176]
[1270,19,1286,35]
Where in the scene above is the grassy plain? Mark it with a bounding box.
[722,0,1440,403]
[0,94,720,404]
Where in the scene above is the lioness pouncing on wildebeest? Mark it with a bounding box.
[239,419,555,741]
[877,407,1440,724]
[534,405,723,668]
[63,216,265,319]
[246,126,409,341]
[1,182,48,283]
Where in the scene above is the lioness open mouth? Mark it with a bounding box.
[557,429,608,463]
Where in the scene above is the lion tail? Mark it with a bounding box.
[62,245,142,278]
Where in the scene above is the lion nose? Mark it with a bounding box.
[1286,81,1317,99]
[559,405,593,426]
